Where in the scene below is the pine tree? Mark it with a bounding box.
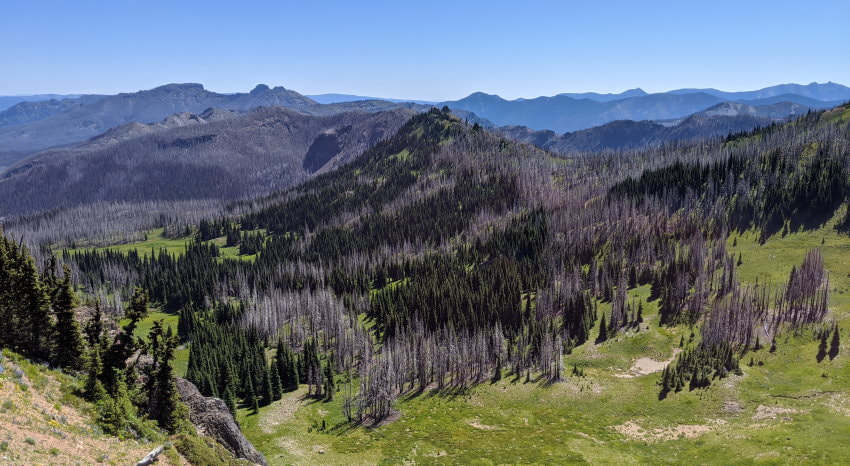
[84,345,106,401]
[247,379,260,415]
[19,252,52,361]
[147,322,184,433]
[52,265,84,370]
[323,359,336,401]
[84,301,104,348]
[261,366,274,406]
[222,386,237,417]
[596,314,608,344]
[271,360,283,401]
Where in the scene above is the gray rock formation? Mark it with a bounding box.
[176,377,267,465]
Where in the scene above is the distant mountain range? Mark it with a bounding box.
[441,82,849,133]
[500,101,809,153]
[0,81,846,174]
[0,84,491,170]
[0,94,85,111]
[307,93,437,105]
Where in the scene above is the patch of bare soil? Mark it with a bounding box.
[615,349,681,378]
[752,404,806,421]
[723,401,744,413]
[613,418,726,442]
[467,419,498,430]
[258,387,308,434]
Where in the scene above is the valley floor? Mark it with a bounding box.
[236,218,850,464]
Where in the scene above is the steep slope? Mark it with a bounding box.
[0,107,412,217]
[0,351,179,465]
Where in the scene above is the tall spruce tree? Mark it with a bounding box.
[52,265,84,370]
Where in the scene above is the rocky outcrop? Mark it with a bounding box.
[176,377,267,465]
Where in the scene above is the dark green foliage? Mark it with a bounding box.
[275,341,300,392]
[323,359,335,402]
[52,265,84,370]
[145,321,185,433]
[660,343,739,398]
[596,314,608,344]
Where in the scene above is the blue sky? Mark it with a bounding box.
[1,1,848,100]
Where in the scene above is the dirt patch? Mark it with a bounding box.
[613,419,725,442]
[258,387,307,434]
[723,401,744,413]
[468,419,498,430]
[826,393,850,417]
[615,349,681,378]
[752,404,805,421]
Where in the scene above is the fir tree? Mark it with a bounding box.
[323,359,336,401]
[271,360,283,401]
[596,314,608,344]
[222,386,237,417]
[84,345,106,401]
[247,379,260,415]
[261,366,274,406]
[52,265,84,370]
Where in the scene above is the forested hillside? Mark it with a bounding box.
[32,103,850,462]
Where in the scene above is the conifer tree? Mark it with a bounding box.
[596,314,608,344]
[84,345,106,401]
[247,379,260,415]
[271,359,283,401]
[261,367,274,406]
[19,252,52,361]
[52,265,84,370]
[222,386,237,417]
[323,359,336,401]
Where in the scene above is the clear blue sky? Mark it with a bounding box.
[1,0,848,100]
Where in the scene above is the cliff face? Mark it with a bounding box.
[176,377,268,465]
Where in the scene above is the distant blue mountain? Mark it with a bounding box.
[443,82,849,133]
[0,94,83,111]
[307,93,437,105]
[667,82,850,102]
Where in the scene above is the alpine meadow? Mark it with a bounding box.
[1,1,850,464]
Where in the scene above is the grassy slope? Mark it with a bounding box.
[0,350,180,465]
[239,211,850,465]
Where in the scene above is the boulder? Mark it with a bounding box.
[176,377,267,465]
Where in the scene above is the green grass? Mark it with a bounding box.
[240,214,850,464]
[65,228,191,258]
[120,311,188,377]
[64,227,261,263]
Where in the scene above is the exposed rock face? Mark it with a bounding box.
[176,377,267,465]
